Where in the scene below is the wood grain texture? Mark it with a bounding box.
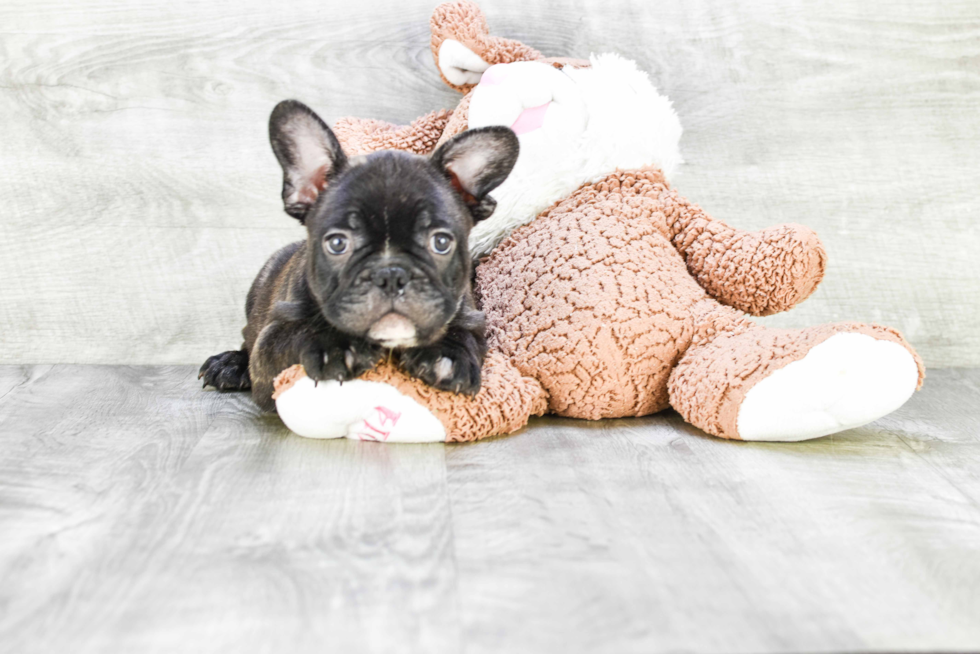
[0,0,978,366]
[0,365,460,654]
[0,365,979,653]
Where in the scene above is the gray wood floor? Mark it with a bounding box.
[1,366,978,653]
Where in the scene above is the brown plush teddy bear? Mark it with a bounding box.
[272,1,924,443]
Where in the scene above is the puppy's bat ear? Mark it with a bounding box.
[431,126,519,222]
[269,100,348,223]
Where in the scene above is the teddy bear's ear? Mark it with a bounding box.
[430,1,543,93]
[431,126,519,221]
[268,100,348,224]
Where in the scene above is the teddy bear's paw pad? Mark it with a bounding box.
[736,333,919,442]
[469,61,588,139]
[438,39,490,86]
[275,374,446,442]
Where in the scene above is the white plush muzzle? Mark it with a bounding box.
[466,54,683,258]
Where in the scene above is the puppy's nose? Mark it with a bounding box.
[371,266,410,294]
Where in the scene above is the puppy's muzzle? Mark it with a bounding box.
[368,313,417,349]
[371,266,409,296]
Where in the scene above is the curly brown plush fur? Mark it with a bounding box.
[275,2,923,442]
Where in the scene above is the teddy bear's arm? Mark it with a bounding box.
[664,190,828,316]
[273,352,549,442]
[331,109,454,157]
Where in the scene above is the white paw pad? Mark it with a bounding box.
[737,333,919,442]
[433,357,454,382]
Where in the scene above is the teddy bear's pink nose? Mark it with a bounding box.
[480,65,549,134]
[510,102,550,135]
[471,61,587,140]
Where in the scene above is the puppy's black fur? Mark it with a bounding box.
[200,100,519,411]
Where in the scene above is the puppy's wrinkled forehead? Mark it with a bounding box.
[313,151,457,236]
[270,100,519,233]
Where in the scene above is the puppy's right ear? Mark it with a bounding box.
[431,126,519,222]
[269,100,348,223]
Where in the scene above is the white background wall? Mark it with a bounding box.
[1,0,977,366]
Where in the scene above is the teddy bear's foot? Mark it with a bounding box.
[668,305,925,441]
[736,332,919,441]
[272,366,447,442]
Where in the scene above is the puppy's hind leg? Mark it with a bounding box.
[199,348,252,391]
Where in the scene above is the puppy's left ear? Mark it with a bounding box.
[431,126,519,221]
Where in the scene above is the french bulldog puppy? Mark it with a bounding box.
[200,100,519,410]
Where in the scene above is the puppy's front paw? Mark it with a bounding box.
[400,343,482,395]
[343,339,386,378]
[299,337,383,383]
[299,339,347,383]
[199,349,251,391]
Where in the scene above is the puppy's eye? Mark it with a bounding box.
[430,232,454,255]
[324,233,349,255]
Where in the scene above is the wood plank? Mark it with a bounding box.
[1,366,979,652]
[444,368,980,653]
[0,0,978,366]
[0,365,459,654]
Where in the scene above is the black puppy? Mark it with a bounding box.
[200,100,519,410]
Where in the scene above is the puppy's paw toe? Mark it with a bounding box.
[199,350,251,391]
[449,356,482,396]
[344,341,385,378]
[300,343,347,383]
[302,339,381,384]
